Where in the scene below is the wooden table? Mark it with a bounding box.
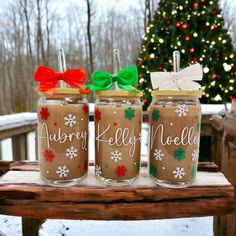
[0,161,234,236]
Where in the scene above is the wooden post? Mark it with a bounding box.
[12,134,28,161]
[22,218,45,236]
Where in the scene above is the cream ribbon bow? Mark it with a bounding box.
[151,63,203,90]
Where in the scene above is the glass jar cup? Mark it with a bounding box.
[149,90,202,188]
[37,88,89,186]
[94,90,142,186]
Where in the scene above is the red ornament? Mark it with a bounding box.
[193,57,198,62]
[201,0,205,2]
[157,15,161,20]
[40,107,50,121]
[143,99,147,103]
[212,74,217,79]
[175,22,181,27]
[138,74,142,78]
[230,96,234,101]
[189,48,195,53]
[95,109,101,122]
[43,149,55,162]
[82,103,89,114]
[115,165,127,177]
[181,23,188,30]
[165,20,171,25]
[84,160,88,172]
[185,36,191,41]
[159,66,164,71]
[193,3,198,8]
[211,9,218,15]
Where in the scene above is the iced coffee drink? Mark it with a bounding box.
[94,91,142,186]
[149,91,201,187]
[38,89,89,186]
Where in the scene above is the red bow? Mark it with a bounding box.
[34,66,90,95]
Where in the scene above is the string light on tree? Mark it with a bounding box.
[150,53,155,59]
[137,0,236,109]
[203,66,210,73]
[223,63,232,72]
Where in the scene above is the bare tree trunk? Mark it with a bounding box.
[36,0,45,65]
[23,0,33,62]
[45,0,50,65]
[86,0,94,77]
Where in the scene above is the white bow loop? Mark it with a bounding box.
[151,63,203,90]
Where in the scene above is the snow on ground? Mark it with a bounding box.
[0,215,213,236]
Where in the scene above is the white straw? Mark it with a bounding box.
[113,49,121,90]
[58,48,67,88]
[173,51,181,90]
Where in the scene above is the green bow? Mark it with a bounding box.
[86,66,140,92]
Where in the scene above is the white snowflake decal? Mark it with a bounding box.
[65,146,78,159]
[110,150,122,162]
[191,149,199,162]
[153,148,164,161]
[173,167,186,179]
[56,165,69,178]
[95,165,102,176]
[64,114,77,127]
[175,104,189,117]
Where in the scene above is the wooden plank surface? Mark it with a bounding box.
[0,162,234,220]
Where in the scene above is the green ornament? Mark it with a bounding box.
[125,107,135,120]
[152,109,160,121]
[173,148,186,161]
[150,165,157,177]
[191,166,197,177]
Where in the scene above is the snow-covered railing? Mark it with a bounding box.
[0,113,37,160]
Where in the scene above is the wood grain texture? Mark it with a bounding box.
[0,161,234,220]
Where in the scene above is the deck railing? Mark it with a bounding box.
[0,113,37,161]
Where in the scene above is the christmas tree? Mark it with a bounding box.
[137,0,236,109]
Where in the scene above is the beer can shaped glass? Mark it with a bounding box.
[38,88,89,186]
[94,91,142,186]
[149,90,202,188]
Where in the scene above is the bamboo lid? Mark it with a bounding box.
[95,90,143,97]
[151,90,202,97]
[39,88,84,96]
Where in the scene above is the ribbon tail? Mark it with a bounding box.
[67,80,90,94]
[117,83,140,92]
[76,84,90,94]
